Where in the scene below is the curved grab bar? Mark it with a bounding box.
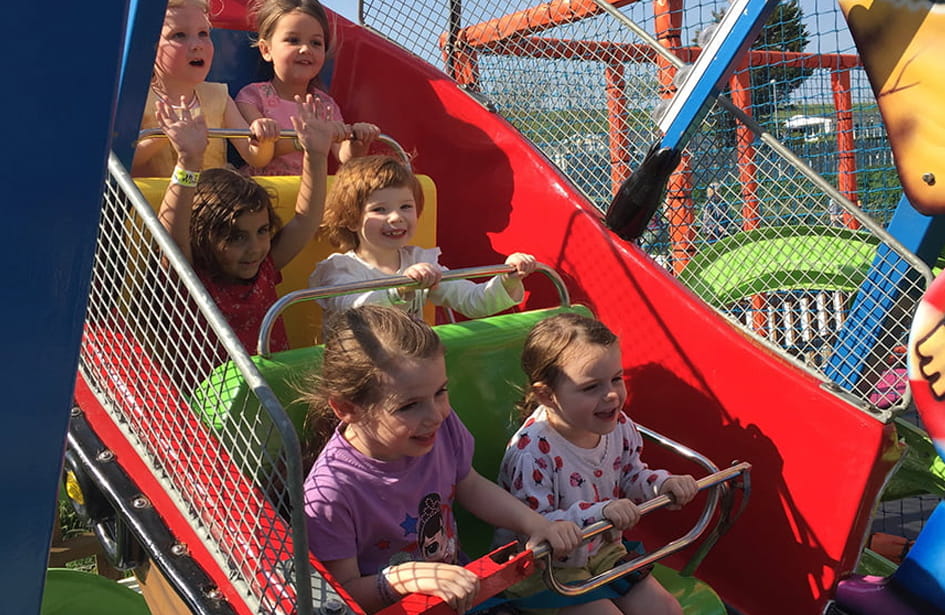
[137,128,411,169]
[532,461,752,596]
[258,262,570,356]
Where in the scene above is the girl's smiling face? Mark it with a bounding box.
[215,209,272,282]
[341,354,452,461]
[259,10,327,91]
[541,342,627,449]
[352,185,419,262]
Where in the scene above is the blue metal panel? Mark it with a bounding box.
[112,0,166,167]
[894,501,945,611]
[0,2,129,613]
[658,0,780,149]
[825,196,945,388]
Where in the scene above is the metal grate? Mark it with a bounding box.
[77,155,334,614]
[360,0,930,414]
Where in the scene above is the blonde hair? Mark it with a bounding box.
[300,305,443,463]
[518,313,619,417]
[321,155,424,252]
[166,0,209,10]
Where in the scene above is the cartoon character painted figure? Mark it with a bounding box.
[416,493,457,565]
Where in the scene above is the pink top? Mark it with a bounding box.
[198,256,289,353]
[236,81,344,176]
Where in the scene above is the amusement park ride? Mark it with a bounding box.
[7,0,945,613]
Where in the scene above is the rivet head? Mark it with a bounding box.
[96,450,115,463]
[131,496,151,509]
[322,598,346,614]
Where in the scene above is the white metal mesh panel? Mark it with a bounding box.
[77,157,335,614]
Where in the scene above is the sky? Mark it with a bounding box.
[322,0,358,21]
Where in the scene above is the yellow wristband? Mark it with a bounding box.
[171,165,200,188]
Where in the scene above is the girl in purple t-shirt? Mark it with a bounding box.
[300,305,583,614]
[236,0,380,175]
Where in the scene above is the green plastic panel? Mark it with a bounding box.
[192,306,592,490]
[41,569,149,615]
[678,225,880,307]
[882,418,945,501]
[652,563,726,615]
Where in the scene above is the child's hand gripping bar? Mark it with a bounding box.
[532,460,752,596]
[137,127,411,168]
[259,262,571,356]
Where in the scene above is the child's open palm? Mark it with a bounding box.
[155,99,208,167]
[290,94,348,158]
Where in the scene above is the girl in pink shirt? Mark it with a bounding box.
[237,0,380,175]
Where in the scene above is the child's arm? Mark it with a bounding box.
[270,95,348,270]
[500,252,537,297]
[618,419,672,503]
[337,121,381,162]
[322,556,480,615]
[155,99,209,264]
[131,132,170,177]
[457,468,582,557]
[426,251,536,319]
[223,95,279,168]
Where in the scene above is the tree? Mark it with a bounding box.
[701,0,813,141]
[748,0,813,122]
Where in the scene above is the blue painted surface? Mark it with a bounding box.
[113,0,166,167]
[659,0,779,148]
[1,2,129,613]
[893,501,945,612]
[825,196,945,388]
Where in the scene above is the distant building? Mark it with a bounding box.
[784,115,834,142]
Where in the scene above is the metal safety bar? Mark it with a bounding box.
[137,127,411,169]
[532,457,752,596]
[258,262,570,356]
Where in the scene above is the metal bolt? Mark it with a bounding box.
[131,495,151,510]
[922,172,936,185]
[321,598,346,615]
[170,543,189,557]
[204,587,224,601]
[96,449,115,463]
[70,407,82,417]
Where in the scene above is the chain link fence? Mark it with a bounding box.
[360,0,930,415]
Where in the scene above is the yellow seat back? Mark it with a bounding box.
[134,174,438,348]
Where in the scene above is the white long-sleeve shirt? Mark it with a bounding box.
[308,246,522,322]
[495,406,669,567]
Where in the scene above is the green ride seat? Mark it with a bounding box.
[191,306,592,495]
